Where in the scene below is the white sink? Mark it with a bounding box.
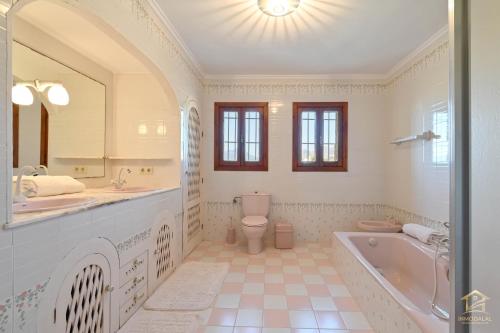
[357,220,402,233]
[104,186,156,193]
[13,197,97,214]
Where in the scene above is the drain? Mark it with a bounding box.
[368,238,378,247]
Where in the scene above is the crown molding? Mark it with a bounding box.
[147,0,205,77]
[385,25,449,81]
[0,0,10,16]
[203,73,386,82]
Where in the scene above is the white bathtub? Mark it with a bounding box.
[333,232,449,333]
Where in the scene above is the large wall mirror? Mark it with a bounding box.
[12,41,106,178]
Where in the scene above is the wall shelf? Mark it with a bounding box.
[54,156,105,159]
[106,156,172,161]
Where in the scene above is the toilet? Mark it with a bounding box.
[241,192,271,254]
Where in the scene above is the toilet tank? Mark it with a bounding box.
[241,192,271,217]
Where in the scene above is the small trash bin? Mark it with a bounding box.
[275,223,294,249]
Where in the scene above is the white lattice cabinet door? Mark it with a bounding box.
[148,210,177,295]
[54,254,112,333]
[182,105,202,257]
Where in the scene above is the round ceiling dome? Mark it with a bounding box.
[258,0,301,17]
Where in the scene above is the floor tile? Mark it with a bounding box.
[314,311,345,329]
[265,273,285,284]
[215,294,241,308]
[262,328,292,333]
[339,312,371,330]
[286,296,312,310]
[318,267,337,275]
[222,283,244,293]
[234,328,262,333]
[327,285,351,297]
[208,309,237,326]
[202,326,234,333]
[236,309,263,327]
[265,283,286,295]
[225,272,246,283]
[310,297,337,311]
[247,273,266,283]
[306,285,330,297]
[285,284,308,296]
[302,274,325,285]
[266,258,283,266]
[283,266,302,274]
[263,309,291,328]
[283,274,304,284]
[243,283,265,295]
[248,265,266,273]
[289,311,318,329]
[183,241,371,333]
[333,298,360,311]
[240,295,264,309]
[264,295,288,309]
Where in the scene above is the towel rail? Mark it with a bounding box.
[390,130,440,145]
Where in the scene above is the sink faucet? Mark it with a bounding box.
[111,168,131,189]
[36,165,49,175]
[14,166,38,203]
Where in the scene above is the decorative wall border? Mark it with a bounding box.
[14,280,49,331]
[204,80,388,97]
[202,201,449,242]
[116,228,152,254]
[0,297,12,333]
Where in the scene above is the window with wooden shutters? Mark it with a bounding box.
[293,102,348,172]
[214,102,268,171]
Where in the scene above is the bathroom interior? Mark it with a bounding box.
[0,0,498,332]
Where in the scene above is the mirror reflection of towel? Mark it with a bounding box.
[12,176,85,197]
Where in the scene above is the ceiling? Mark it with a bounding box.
[155,0,448,76]
[16,1,148,74]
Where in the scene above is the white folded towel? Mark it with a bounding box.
[12,175,85,197]
[402,223,444,244]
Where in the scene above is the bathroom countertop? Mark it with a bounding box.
[5,186,179,229]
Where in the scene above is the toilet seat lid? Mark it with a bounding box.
[242,216,268,227]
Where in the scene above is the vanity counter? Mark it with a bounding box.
[6,186,179,229]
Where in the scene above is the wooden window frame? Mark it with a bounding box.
[214,102,268,171]
[292,102,348,172]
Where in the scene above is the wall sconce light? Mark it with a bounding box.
[12,79,70,106]
[137,123,149,136]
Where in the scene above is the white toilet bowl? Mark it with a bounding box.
[241,216,268,254]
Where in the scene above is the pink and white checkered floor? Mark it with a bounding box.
[186,241,374,333]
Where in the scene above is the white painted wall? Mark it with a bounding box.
[202,82,388,204]
[385,35,450,225]
[111,73,181,188]
[470,0,500,330]
[201,34,450,242]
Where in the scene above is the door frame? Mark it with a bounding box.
[449,1,471,332]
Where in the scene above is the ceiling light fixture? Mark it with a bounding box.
[258,0,301,17]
